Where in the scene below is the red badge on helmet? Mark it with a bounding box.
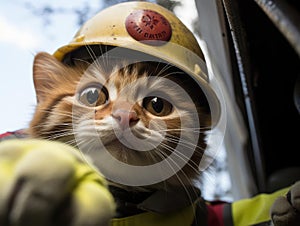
[125,9,172,45]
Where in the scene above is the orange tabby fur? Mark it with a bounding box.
[29,51,211,191]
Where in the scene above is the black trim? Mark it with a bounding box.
[192,198,208,226]
[223,203,234,226]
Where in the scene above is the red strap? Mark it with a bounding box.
[207,201,226,226]
[0,132,13,139]
[0,129,27,140]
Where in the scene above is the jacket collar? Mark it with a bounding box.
[109,185,201,217]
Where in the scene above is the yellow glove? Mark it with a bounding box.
[0,139,115,226]
[271,181,300,226]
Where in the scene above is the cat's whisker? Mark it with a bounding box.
[85,44,98,64]
[39,109,79,119]
[140,143,168,191]
[76,132,101,138]
[153,147,198,206]
[156,153,197,206]
[38,128,74,136]
[64,139,77,146]
[139,118,207,153]
[64,138,99,168]
[151,62,172,77]
[43,131,75,141]
[37,111,81,121]
[67,134,95,151]
[100,45,110,72]
[30,124,71,133]
[158,70,185,80]
[75,138,89,148]
[148,141,168,161]
[30,121,73,129]
[164,135,206,152]
[85,45,112,77]
[159,142,200,174]
[64,138,88,150]
[72,57,92,65]
[155,127,210,133]
[153,62,184,79]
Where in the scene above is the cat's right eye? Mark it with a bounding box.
[143,96,173,116]
[78,85,108,107]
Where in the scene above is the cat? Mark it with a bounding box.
[28,47,212,204]
[1,47,296,226]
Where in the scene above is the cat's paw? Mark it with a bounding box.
[271,181,300,226]
[0,139,115,226]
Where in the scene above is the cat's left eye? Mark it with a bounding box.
[78,86,108,107]
[143,96,173,116]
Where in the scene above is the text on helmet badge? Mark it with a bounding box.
[125,9,172,45]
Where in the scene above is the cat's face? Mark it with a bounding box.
[29,51,211,189]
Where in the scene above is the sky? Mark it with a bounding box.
[0,0,103,133]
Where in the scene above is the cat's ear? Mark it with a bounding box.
[33,52,66,103]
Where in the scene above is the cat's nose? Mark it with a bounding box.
[112,109,139,129]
